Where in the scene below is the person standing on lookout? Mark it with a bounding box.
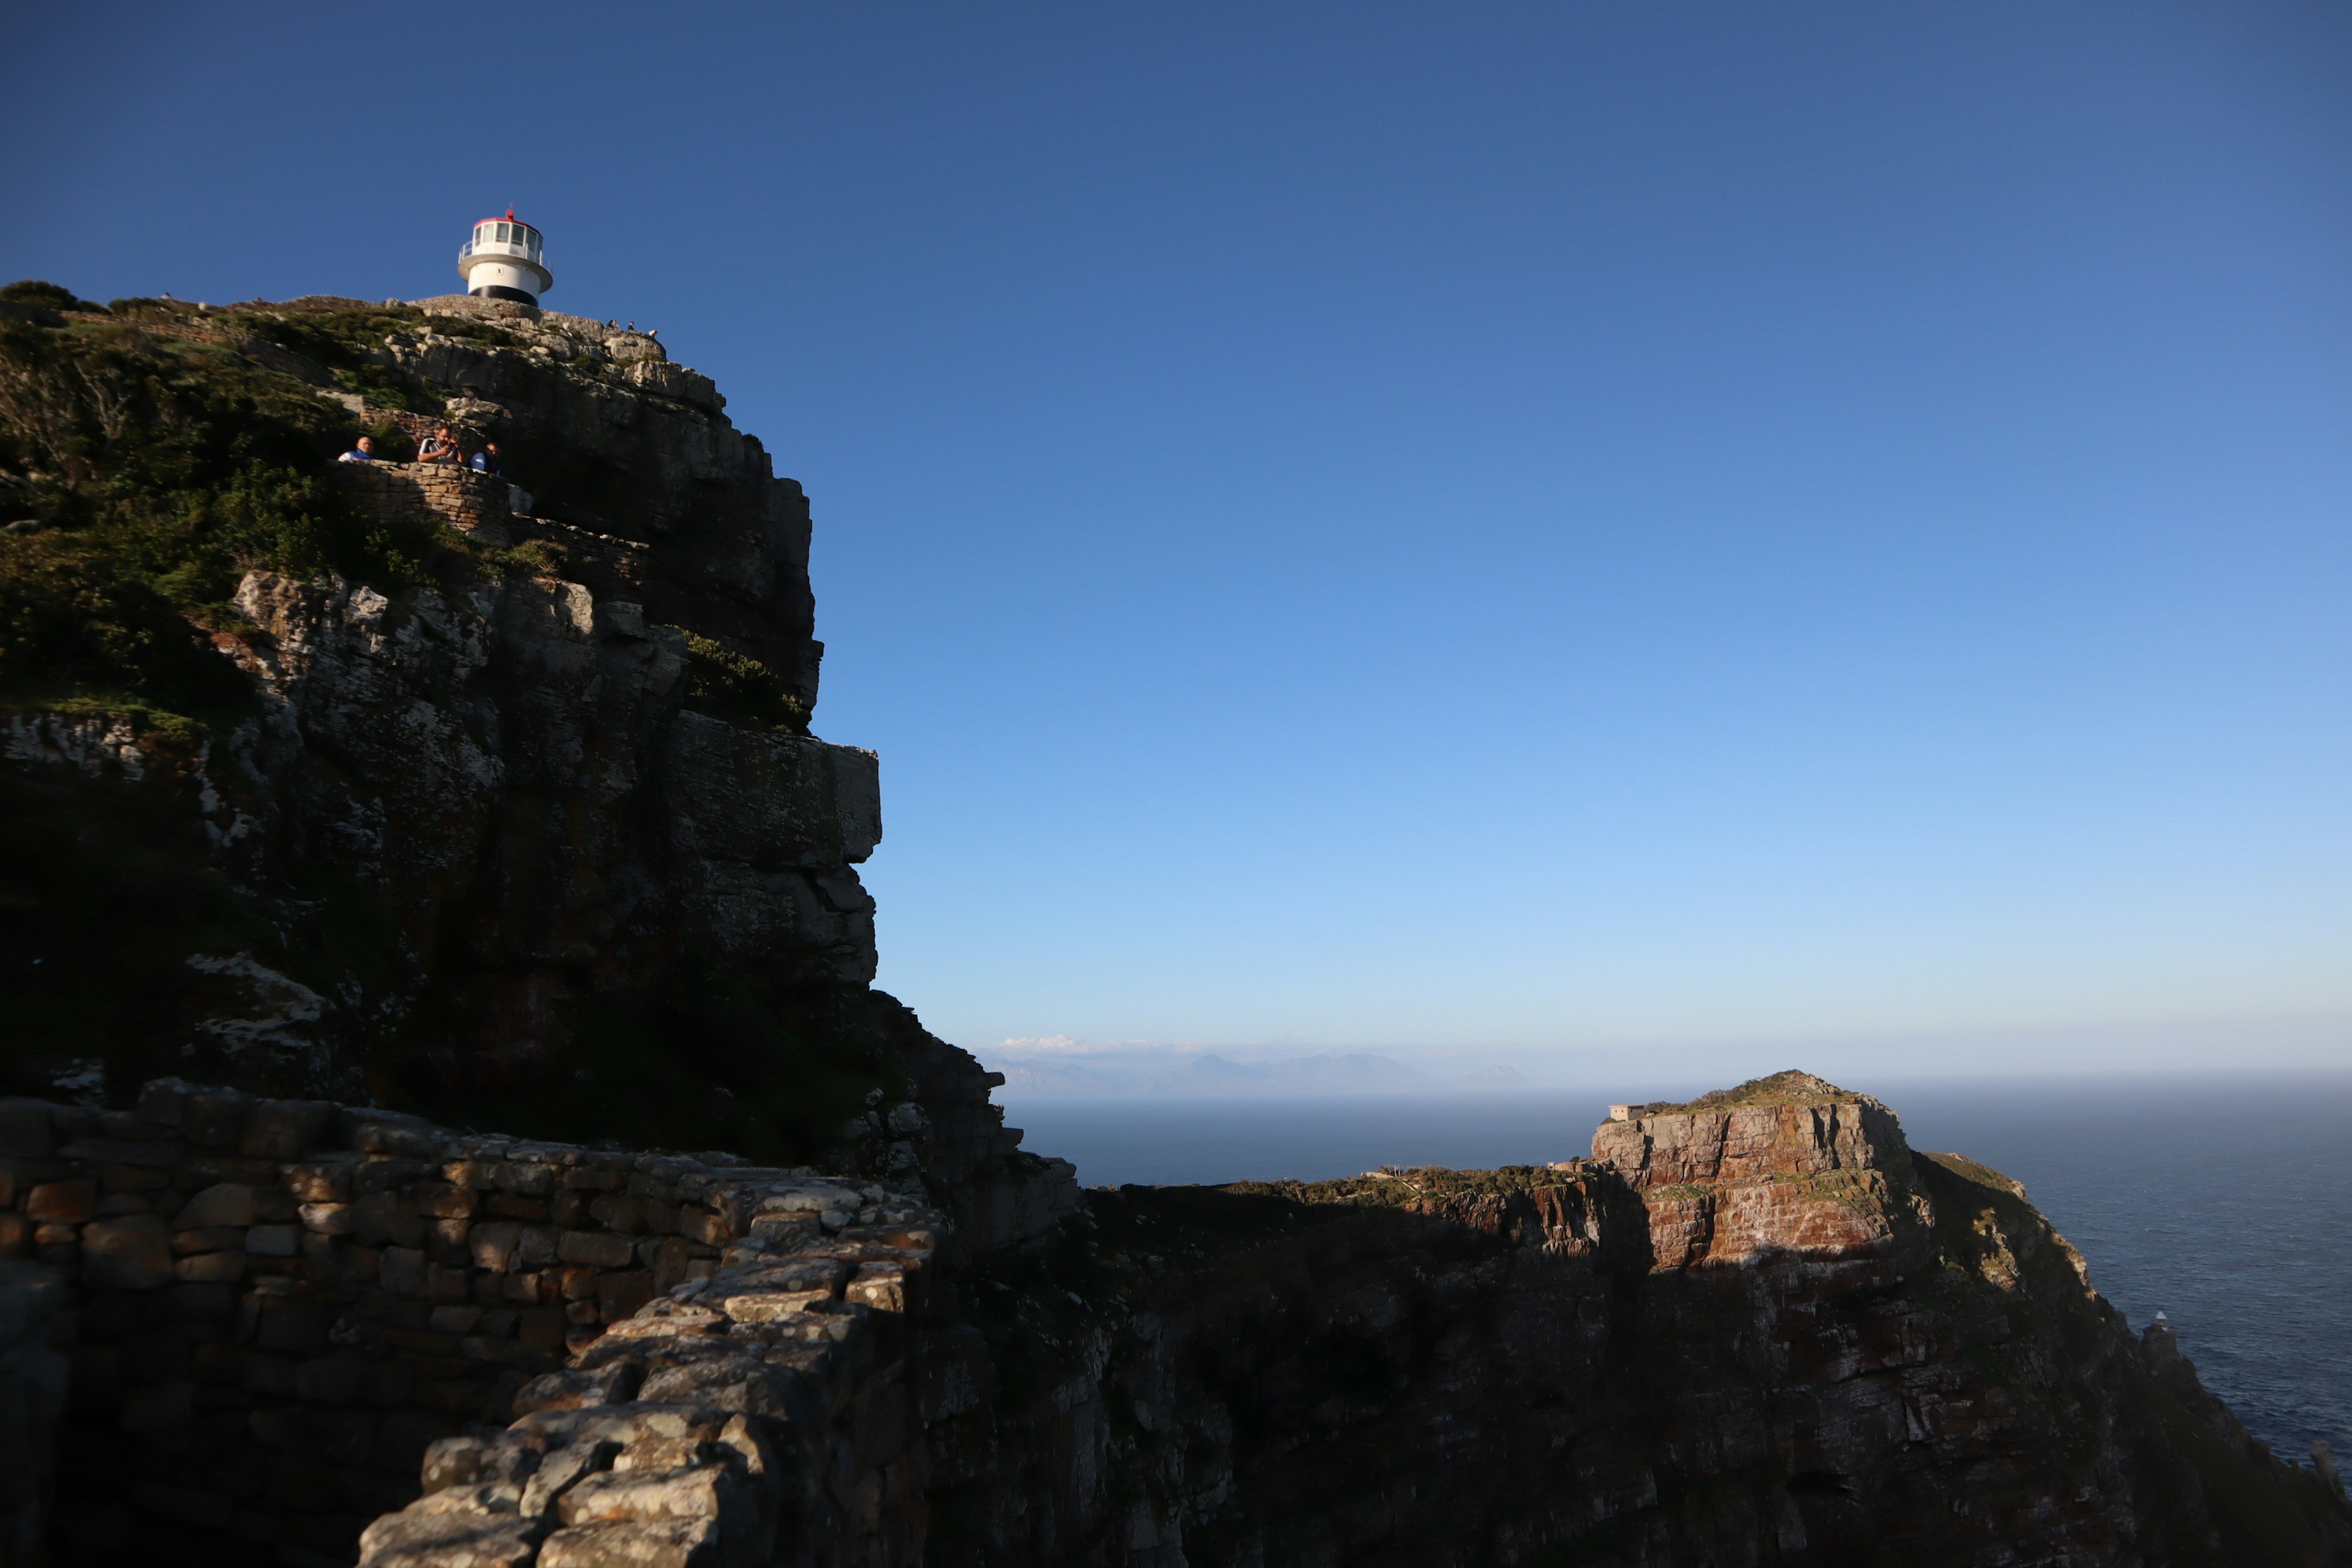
[337,435,377,463]
[470,441,502,477]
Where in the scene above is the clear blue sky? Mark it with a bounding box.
[7,2,2348,1077]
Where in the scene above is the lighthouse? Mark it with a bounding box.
[458,210,552,305]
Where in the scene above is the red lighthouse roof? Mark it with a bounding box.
[473,208,539,233]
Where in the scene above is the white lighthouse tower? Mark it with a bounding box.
[457,209,552,305]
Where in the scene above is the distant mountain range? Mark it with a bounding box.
[990,1050,1533,1098]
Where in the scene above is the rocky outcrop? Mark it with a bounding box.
[1592,1072,1917,1266]
[929,1073,2352,1567]
[0,292,1047,1186]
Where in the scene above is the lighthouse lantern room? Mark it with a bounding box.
[458,210,552,305]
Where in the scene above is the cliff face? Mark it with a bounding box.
[0,291,1023,1180]
[6,292,2346,1568]
[933,1074,2352,1567]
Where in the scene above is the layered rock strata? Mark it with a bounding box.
[930,1072,2352,1567]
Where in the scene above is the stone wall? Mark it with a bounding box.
[0,1081,947,1567]
[331,462,518,547]
[0,1262,66,1567]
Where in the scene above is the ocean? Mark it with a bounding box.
[997,1072,2352,1463]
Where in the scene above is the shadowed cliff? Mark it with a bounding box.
[934,1072,2352,1566]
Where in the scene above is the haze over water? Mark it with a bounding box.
[1003,1072,2352,1467]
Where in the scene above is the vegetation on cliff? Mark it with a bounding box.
[1647,1066,1873,1114]
[0,285,451,733]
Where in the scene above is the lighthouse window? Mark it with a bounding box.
[496,223,512,243]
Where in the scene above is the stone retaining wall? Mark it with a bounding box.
[332,462,516,546]
[0,1082,944,1567]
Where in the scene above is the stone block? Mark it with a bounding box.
[518,1310,568,1355]
[356,1509,544,1568]
[175,1251,248,1284]
[82,1214,173,1290]
[587,1194,645,1233]
[418,1184,479,1220]
[173,1226,246,1254]
[26,1180,95,1223]
[596,1272,655,1325]
[177,1183,257,1230]
[246,1224,300,1258]
[428,1217,473,1265]
[184,1090,254,1152]
[97,1161,169,1191]
[719,1290,831,1323]
[0,1101,53,1158]
[511,1362,643,1416]
[241,1100,333,1161]
[556,1463,740,1525]
[422,1431,545,1494]
[382,1248,428,1297]
[429,1305,484,1335]
[348,1117,444,1161]
[558,1232,636,1269]
[845,1262,906,1313]
[647,1237,692,1295]
[290,1163,356,1204]
[470,1223,523,1272]
[355,1193,427,1250]
[496,1163,557,1198]
[539,1518,725,1568]
[301,1202,356,1235]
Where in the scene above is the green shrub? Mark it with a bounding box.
[0,537,252,723]
[0,281,100,313]
[680,631,809,734]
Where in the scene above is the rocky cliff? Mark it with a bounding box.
[0,287,1041,1199]
[4,285,2345,1567]
[933,1072,2352,1567]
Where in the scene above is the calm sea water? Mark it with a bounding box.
[1000,1073,2352,1462]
